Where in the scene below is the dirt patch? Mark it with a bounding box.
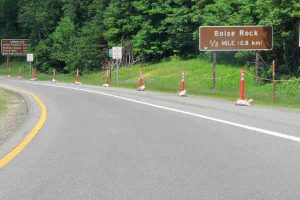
[0,88,28,145]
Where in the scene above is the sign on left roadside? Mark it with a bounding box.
[112,47,122,60]
[27,54,33,62]
[1,39,29,56]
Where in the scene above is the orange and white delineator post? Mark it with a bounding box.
[18,68,23,79]
[30,68,37,81]
[6,56,11,78]
[235,68,252,106]
[52,69,57,82]
[178,69,187,97]
[240,68,245,100]
[7,66,11,78]
[137,69,145,91]
[102,69,110,87]
[74,68,81,85]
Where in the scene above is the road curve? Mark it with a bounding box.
[0,77,300,200]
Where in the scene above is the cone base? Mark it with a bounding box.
[137,85,145,91]
[102,84,110,87]
[178,90,187,97]
[234,99,253,106]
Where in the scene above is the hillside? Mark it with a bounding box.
[1,58,299,108]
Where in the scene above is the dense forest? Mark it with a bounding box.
[0,0,299,77]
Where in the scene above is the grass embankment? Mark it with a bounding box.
[0,59,299,108]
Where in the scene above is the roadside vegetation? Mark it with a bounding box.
[1,59,299,108]
[0,0,299,108]
[0,0,299,78]
[0,88,7,114]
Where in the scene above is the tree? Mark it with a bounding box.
[18,0,63,42]
[0,0,21,38]
[256,0,300,75]
[49,16,76,72]
[132,0,203,60]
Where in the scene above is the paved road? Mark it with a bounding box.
[1,77,300,200]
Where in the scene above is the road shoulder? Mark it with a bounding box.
[0,88,28,146]
[0,85,42,159]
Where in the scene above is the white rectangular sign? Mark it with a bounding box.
[27,53,33,62]
[112,47,122,60]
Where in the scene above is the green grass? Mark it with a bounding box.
[1,59,300,108]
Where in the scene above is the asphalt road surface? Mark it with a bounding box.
[1,77,300,200]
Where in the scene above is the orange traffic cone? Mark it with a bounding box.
[102,69,110,87]
[7,67,11,78]
[74,68,81,85]
[30,68,37,81]
[52,69,57,82]
[137,69,145,91]
[177,69,187,97]
[235,68,252,106]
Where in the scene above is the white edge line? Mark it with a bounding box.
[15,80,300,143]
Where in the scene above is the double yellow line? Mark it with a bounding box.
[0,91,47,168]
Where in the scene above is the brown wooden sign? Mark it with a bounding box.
[1,39,29,56]
[199,26,273,51]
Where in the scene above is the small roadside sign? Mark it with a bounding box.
[27,54,34,62]
[109,48,113,58]
[112,47,122,60]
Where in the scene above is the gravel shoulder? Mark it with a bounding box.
[0,88,28,146]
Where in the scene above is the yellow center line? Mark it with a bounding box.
[0,90,47,169]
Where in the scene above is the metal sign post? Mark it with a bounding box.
[112,47,122,85]
[117,61,119,85]
[27,54,34,78]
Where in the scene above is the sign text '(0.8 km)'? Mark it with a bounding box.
[199,26,273,51]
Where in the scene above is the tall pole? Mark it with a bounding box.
[29,61,32,78]
[272,60,276,103]
[212,51,217,91]
[6,56,9,77]
[116,60,119,85]
[255,51,260,85]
